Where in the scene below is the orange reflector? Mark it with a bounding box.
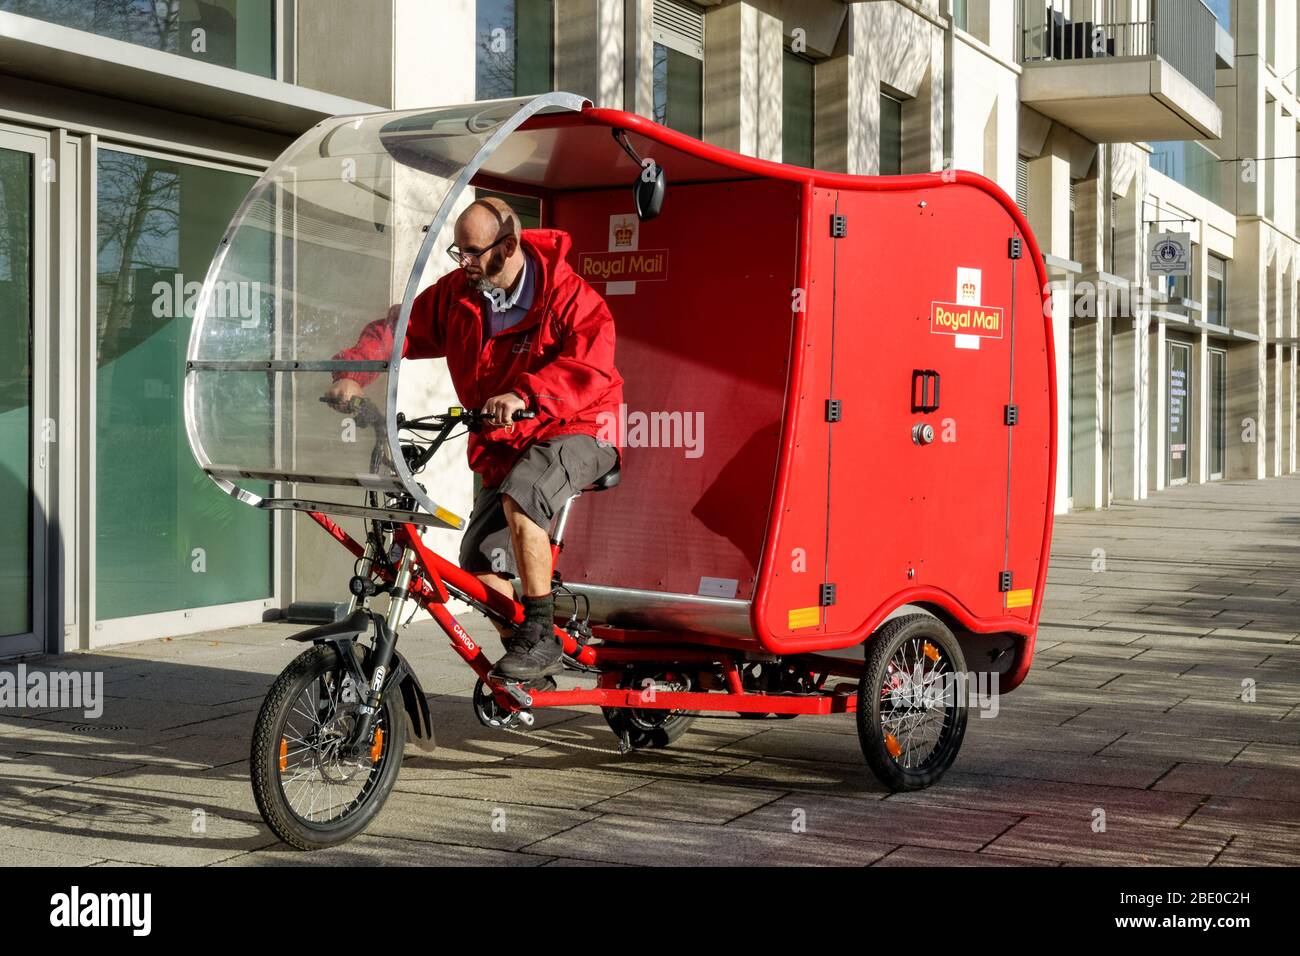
[922,642,940,662]
[278,737,287,772]
[884,733,902,758]
[369,728,384,765]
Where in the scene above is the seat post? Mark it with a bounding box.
[550,495,578,549]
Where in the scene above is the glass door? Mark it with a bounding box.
[94,147,273,625]
[0,130,48,657]
[1167,340,1191,485]
[1209,347,1226,479]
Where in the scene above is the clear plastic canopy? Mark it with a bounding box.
[183,92,589,527]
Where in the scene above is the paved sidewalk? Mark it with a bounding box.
[2,476,1299,866]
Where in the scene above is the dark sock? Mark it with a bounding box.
[523,594,554,629]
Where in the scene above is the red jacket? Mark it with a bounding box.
[335,228,624,487]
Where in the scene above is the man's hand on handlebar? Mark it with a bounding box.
[323,378,364,411]
[481,392,529,431]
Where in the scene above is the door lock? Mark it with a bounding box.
[912,423,935,445]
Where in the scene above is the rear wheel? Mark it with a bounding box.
[250,644,406,850]
[857,614,967,791]
[602,669,696,748]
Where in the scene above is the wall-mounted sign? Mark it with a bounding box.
[1148,231,1192,277]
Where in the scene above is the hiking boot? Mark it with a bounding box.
[494,620,564,680]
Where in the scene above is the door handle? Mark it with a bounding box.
[911,369,940,413]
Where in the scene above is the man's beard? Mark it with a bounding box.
[474,248,507,292]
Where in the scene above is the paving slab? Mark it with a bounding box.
[1,473,1299,865]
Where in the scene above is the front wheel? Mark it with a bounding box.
[250,644,406,850]
[857,614,968,791]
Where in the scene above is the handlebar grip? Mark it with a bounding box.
[513,409,537,421]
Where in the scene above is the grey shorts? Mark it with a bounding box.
[458,435,619,575]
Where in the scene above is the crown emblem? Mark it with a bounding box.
[613,222,635,247]
[961,281,977,299]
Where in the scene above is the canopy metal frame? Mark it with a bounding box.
[183,92,590,529]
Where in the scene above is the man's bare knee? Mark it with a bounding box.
[501,494,545,536]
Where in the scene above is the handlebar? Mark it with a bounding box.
[320,396,535,431]
[399,406,537,431]
[320,396,537,479]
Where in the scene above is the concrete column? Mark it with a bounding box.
[1226,221,1267,478]
[818,1,943,175]
[1284,348,1294,476]
[1112,315,1149,501]
[1074,171,1103,275]
[702,2,783,160]
[1025,146,1070,261]
[1225,341,1263,479]
[1192,331,1210,484]
[296,0,394,107]
[556,0,625,108]
[394,0,473,109]
[1070,312,1105,509]
[1148,319,1167,492]
[1236,55,1264,219]
[625,0,654,119]
[814,54,853,172]
[1050,273,1072,514]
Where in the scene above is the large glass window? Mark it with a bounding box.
[1147,141,1224,207]
[880,92,903,175]
[1207,253,1227,326]
[951,0,969,32]
[95,149,271,620]
[782,49,815,168]
[0,148,32,639]
[476,0,554,100]
[652,42,703,137]
[0,1,275,77]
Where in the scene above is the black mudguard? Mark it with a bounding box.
[286,609,436,751]
[395,657,436,752]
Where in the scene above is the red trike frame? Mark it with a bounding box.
[306,511,863,717]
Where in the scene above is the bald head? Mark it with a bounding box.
[453,196,525,289]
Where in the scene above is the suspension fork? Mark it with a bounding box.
[346,547,415,754]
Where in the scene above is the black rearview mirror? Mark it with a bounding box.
[635,164,666,221]
[614,128,666,222]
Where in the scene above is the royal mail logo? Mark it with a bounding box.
[579,249,669,283]
[960,280,977,300]
[612,218,636,247]
[930,301,1004,338]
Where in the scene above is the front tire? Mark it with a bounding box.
[250,644,406,850]
[857,614,968,791]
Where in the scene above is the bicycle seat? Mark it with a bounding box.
[584,463,620,492]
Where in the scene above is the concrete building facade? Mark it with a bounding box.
[0,0,1293,657]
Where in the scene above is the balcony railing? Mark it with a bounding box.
[1020,0,1217,99]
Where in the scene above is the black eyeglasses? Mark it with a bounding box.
[446,235,511,265]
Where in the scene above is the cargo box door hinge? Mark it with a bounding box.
[819,583,837,606]
[1008,237,1023,259]
[1004,404,1019,426]
[998,570,1013,592]
[830,214,847,238]
[825,398,842,422]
